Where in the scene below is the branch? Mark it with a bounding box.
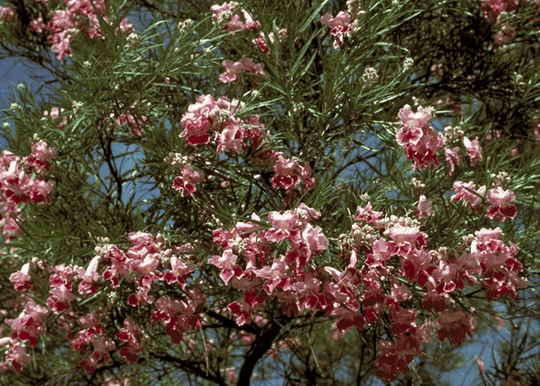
[204,309,260,334]
[98,122,124,207]
[152,352,228,386]
[236,314,291,386]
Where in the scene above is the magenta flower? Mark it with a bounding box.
[462,137,483,166]
[172,164,205,196]
[451,181,485,209]
[211,2,260,32]
[9,262,33,292]
[255,258,289,294]
[0,6,15,22]
[208,249,243,285]
[321,11,356,49]
[218,58,265,84]
[444,146,461,175]
[396,104,444,169]
[398,104,433,130]
[414,195,433,220]
[437,310,477,346]
[486,186,517,221]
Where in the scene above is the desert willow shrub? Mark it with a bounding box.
[0,0,539,385]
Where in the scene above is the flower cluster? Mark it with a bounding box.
[0,6,15,22]
[171,162,205,197]
[180,94,263,148]
[207,201,527,381]
[0,1,533,382]
[483,0,518,23]
[451,180,486,210]
[268,151,315,192]
[178,94,314,201]
[397,104,483,173]
[43,107,68,130]
[112,112,147,137]
[452,180,518,221]
[0,139,56,241]
[482,0,519,50]
[1,197,527,379]
[343,204,526,381]
[0,297,48,371]
[211,2,260,32]
[28,0,134,61]
[2,232,201,373]
[219,58,265,86]
[209,203,330,324]
[252,28,288,55]
[320,1,365,49]
[396,104,445,169]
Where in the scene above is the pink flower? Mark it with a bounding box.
[252,29,287,55]
[493,21,516,51]
[104,377,130,386]
[353,202,383,225]
[462,137,483,166]
[365,238,390,269]
[118,319,143,364]
[211,2,237,24]
[437,310,477,346]
[390,282,413,302]
[396,104,444,169]
[296,202,321,223]
[227,301,252,326]
[271,154,314,192]
[475,358,485,373]
[26,140,57,171]
[164,256,195,289]
[3,343,31,372]
[444,146,461,175]
[127,286,153,307]
[332,308,366,333]
[9,262,33,291]
[483,0,518,23]
[219,58,265,84]
[46,285,77,314]
[267,210,298,232]
[215,120,244,153]
[5,300,48,347]
[211,2,260,32]
[486,186,517,221]
[30,13,46,33]
[75,255,100,294]
[116,113,146,136]
[117,18,135,34]
[208,249,243,285]
[414,195,433,220]
[302,223,329,254]
[321,11,356,48]
[172,164,205,196]
[47,30,74,62]
[180,94,240,146]
[398,104,433,131]
[255,258,290,294]
[388,224,427,248]
[375,336,419,382]
[0,6,15,22]
[451,181,486,209]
